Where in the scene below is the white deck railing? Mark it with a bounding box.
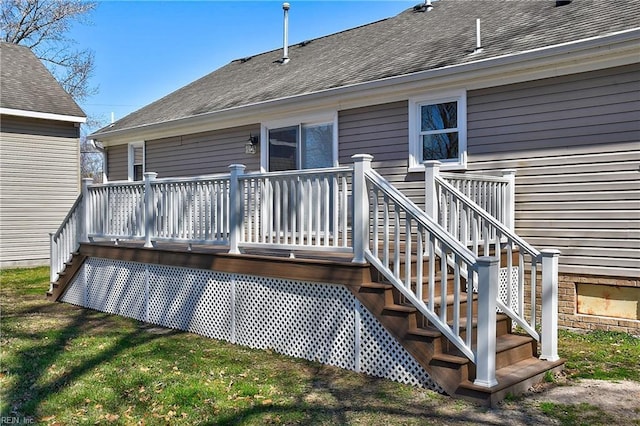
[439,167,516,232]
[425,161,560,362]
[87,181,145,240]
[51,154,559,384]
[352,154,499,386]
[236,166,353,253]
[49,194,83,285]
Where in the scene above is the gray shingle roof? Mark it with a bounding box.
[0,42,85,118]
[95,0,639,135]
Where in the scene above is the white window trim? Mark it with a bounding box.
[260,111,339,172]
[408,89,467,172]
[128,141,145,181]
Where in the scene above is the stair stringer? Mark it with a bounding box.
[46,252,87,302]
[347,282,469,398]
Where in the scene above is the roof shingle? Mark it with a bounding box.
[95,0,639,135]
[0,42,85,118]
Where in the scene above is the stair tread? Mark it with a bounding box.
[458,357,565,392]
[449,313,509,328]
[360,282,393,290]
[429,293,477,307]
[407,326,442,338]
[432,352,468,365]
[446,333,534,359]
[383,303,417,313]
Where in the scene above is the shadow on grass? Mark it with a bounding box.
[2,298,180,419]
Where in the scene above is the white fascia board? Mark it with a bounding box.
[0,107,87,123]
[92,28,640,146]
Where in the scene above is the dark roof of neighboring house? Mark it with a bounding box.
[0,42,85,118]
[95,0,639,136]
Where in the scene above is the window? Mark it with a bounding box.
[128,141,144,181]
[261,113,337,172]
[408,90,467,171]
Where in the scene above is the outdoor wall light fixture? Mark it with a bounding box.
[245,134,259,154]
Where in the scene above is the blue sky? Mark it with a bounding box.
[71,1,418,132]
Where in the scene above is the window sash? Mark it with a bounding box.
[408,91,467,171]
[268,122,334,171]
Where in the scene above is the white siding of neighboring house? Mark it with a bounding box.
[0,115,80,267]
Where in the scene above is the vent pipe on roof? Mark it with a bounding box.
[282,2,290,64]
[473,19,483,54]
[413,0,433,12]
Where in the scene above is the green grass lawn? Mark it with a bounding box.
[1,266,639,425]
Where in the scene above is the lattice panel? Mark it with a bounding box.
[235,276,356,370]
[85,258,147,321]
[358,303,443,392]
[148,265,232,341]
[60,264,87,306]
[498,266,520,313]
[65,257,445,392]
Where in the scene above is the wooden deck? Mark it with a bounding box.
[48,240,564,407]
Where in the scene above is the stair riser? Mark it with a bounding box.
[441,318,512,353]
[433,299,477,320]
[495,341,537,370]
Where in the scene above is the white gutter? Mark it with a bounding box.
[1,107,87,123]
[91,28,640,144]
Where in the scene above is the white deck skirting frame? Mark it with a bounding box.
[62,257,445,393]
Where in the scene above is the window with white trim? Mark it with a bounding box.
[128,141,144,181]
[408,90,467,171]
[261,112,338,172]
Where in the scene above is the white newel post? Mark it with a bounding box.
[424,161,441,220]
[540,249,561,362]
[143,172,158,248]
[228,164,246,255]
[79,178,92,244]
[352,154,373,264]
[501,169,517,231]
[49,232,56,284]
[475,256,499,388]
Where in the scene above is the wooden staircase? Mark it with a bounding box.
[348,252,564,407]
[46,251,86,301]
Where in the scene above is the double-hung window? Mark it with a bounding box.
[261,113,338,172]
[408,90,467,171]
[128,141,144,181]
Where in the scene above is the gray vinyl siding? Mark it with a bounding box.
[106,144,128,181]
[337,65,639,277]
[339,101,425,206]
[466,64,640,278]
[146,124,260,178]
[106,124,261,181]
[0,116,80,266]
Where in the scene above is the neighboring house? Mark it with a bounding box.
[0,42,86,267]
[48,0,638,405]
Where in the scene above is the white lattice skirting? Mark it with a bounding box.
[62,257,445,393]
